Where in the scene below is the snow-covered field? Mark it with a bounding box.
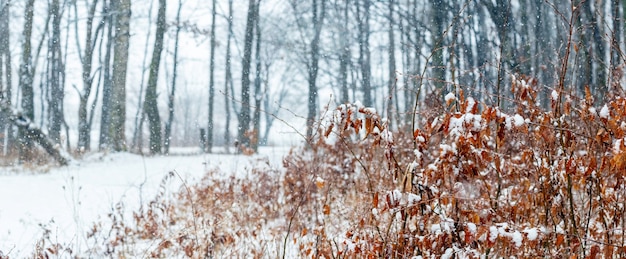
[0,146,291,257]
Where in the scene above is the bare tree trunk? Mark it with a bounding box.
[305,0,326,142]
[356,0,372,107]
[430,0,446,92]
[400,4,411,123]
[86,5,108,151]
[462,2,476,93]
[387,0,396,128]
[518,0,532,76]
[223,0,233,153]
[411,0,422,110]
[30,8,51,132]
[339,0,350,104]
[99,0,114,150]
[3,1,11,154]
[585,0,607,98]
[144,0,167,154]
[62,3,72,152]
[18,0,36,161]
[574,0,592,94]
[77,0,100,152]
[237,0,257,151]
[0,0,11,155]
[110,0,131,151]
[252,0,262,152]
[132,0,155,152]
[48,0,64,144]
[481,0,513,105]
[164,0,182,155]
[206,0,216,153]
[618,0,626,62]
[610,0,621,86]
[532,0,554,106]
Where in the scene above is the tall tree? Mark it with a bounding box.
[18,0,36,161]
[610,0,621,82]
[338,0,350,104]
[110,0,131,151]
[399,3,409,115]
[252,0,262,152]
[164,0,182,155]
[144,0,167,154]
[481,0,513,103]
[430,0,447,92]
[206,0,217,153]
[400,0,422,122]
[387,0,397,126]
[356,0,372,107]
[0,0,11,154]
[223,0,234,153]
[237,0,257,151]
[581,0,606,99]
[76,0,101,152]
[305,0,327,141]
[531,0,554,106]
[47,0,65,144]
[618,0,626,62]
[534,0,550,83]
[517,0,532,75]
[574,0,592,93]
[99,0,114,150]
[131,0,155,152]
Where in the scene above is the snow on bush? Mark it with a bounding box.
[600,104,610,119]
[444,92,456,104]
[28,75,626,258]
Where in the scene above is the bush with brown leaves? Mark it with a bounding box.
[31,75,626,258]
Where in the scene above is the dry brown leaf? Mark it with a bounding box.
[323,204,331,215]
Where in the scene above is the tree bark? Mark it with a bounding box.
[573,0,592,94]
[206,0,216,153]
[144,0,167,154]
[131,0,155,152]
[252,0,262,152]
[99,0,114,150]
[339,0,350,104]
[77,0,100,152]
[237,0,257,151]
[387,0,396,127]
[47,0,64,144]
[610,0,621,82]
[356,0,372,107]
[481,0,513,105]
[164,0,182,155]
[0,0,11,154]
[430,0,446,92]
[110,0,131,151]
[584,0,606,98]
[223,0,233,153]
[18,0,36,161]
[304,0,327,142]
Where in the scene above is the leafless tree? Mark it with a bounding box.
[164,0,183,155]
[144,0,167,154]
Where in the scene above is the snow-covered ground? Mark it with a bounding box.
[0,146,291,257]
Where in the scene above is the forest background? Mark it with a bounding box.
[0,0,621,160]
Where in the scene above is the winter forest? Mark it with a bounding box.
[2,0,626,257]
